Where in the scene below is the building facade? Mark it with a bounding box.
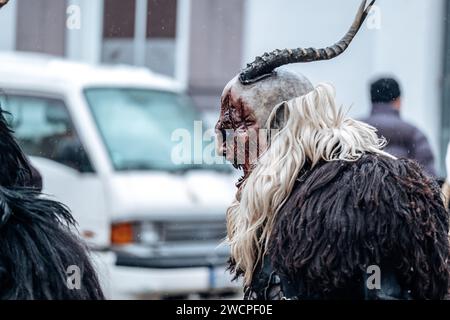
[0,0,448,174]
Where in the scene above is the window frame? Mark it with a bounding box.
[1,89,97,174]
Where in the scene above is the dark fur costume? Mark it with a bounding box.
[238,154,450,300]
[0,110,104,299]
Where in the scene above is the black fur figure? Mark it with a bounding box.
[242,154,450,300]
[223,81,450,299]
[0,109,104,299]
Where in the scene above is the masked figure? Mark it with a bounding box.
[216,0,449,300]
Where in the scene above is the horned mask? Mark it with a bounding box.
[215,0,376,185]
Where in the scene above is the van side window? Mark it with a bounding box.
[3,95,94,173]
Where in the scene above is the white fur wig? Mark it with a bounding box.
[227,83,391,285]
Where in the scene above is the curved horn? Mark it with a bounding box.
[239,0,376,85]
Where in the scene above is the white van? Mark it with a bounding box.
[0,52,238,299]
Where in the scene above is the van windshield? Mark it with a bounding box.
[84,88,227,172]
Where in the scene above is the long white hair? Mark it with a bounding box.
[227,83,391,286]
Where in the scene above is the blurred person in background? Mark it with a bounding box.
[362,77,436,176]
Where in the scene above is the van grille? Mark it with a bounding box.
[161,220,227,242]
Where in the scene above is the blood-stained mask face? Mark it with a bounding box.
[215,71,313,186]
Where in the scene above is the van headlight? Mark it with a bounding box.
[137,222,161,244]
[111,222,161,245]
[111,222,134,245]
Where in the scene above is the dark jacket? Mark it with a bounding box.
[361,103,436,176]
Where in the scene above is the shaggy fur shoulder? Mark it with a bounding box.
[0,186,105,299]
[269,154,449,299]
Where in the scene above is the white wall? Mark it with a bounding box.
[66,0,104,64]
[0,0,17,51]
[243,0,445,167]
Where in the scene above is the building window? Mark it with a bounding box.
[103,0,136,39]
[147,0,177,39]
[101,0,178,77]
